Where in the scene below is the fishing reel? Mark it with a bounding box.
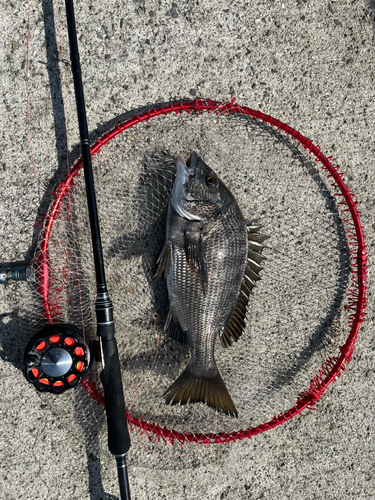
[24,324,93,394]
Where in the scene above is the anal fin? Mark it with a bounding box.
[164,310,188,345]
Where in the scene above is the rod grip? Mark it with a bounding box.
[100,337,131,456]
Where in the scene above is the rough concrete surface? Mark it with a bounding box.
[1,1,374,499]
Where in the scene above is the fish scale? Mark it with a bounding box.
[174,212,245,366]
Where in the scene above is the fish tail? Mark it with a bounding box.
[164,365,238,417]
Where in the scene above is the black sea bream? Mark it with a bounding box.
[157,152,267,417]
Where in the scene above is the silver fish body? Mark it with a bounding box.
[157,152,266,416]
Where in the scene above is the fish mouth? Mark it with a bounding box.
[176,151,197,179]
[186,151,198,176]
[175,154,196,201]
[172,153,202,221]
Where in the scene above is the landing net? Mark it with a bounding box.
[21,99,367,448]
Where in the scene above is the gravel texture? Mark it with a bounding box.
[1,1,374,499]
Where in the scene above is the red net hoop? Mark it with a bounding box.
[33,99,367,445]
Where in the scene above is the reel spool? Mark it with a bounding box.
[24,324,91,393]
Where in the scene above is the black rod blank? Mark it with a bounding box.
[64,0,106,292]
[64,1,131,498]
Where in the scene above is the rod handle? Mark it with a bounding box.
[100,337,131,456]
[0,265,35,284]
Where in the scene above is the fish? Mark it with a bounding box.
[156,152,268,417]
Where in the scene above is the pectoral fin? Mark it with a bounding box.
[184,229,207,292]
[155,240,172,278]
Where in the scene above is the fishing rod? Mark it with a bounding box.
[64,0,131,498]
[1,1,131,496]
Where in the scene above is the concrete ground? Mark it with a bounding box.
[1,1,374,499]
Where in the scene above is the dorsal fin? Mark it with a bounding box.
[248,232,269,244]
[246,222,263,233]
[220,283,250,348]
[220,222,269,348]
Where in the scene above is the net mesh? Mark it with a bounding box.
[13,100,367,451]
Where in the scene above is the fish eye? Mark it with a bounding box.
[205,176,217,187]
